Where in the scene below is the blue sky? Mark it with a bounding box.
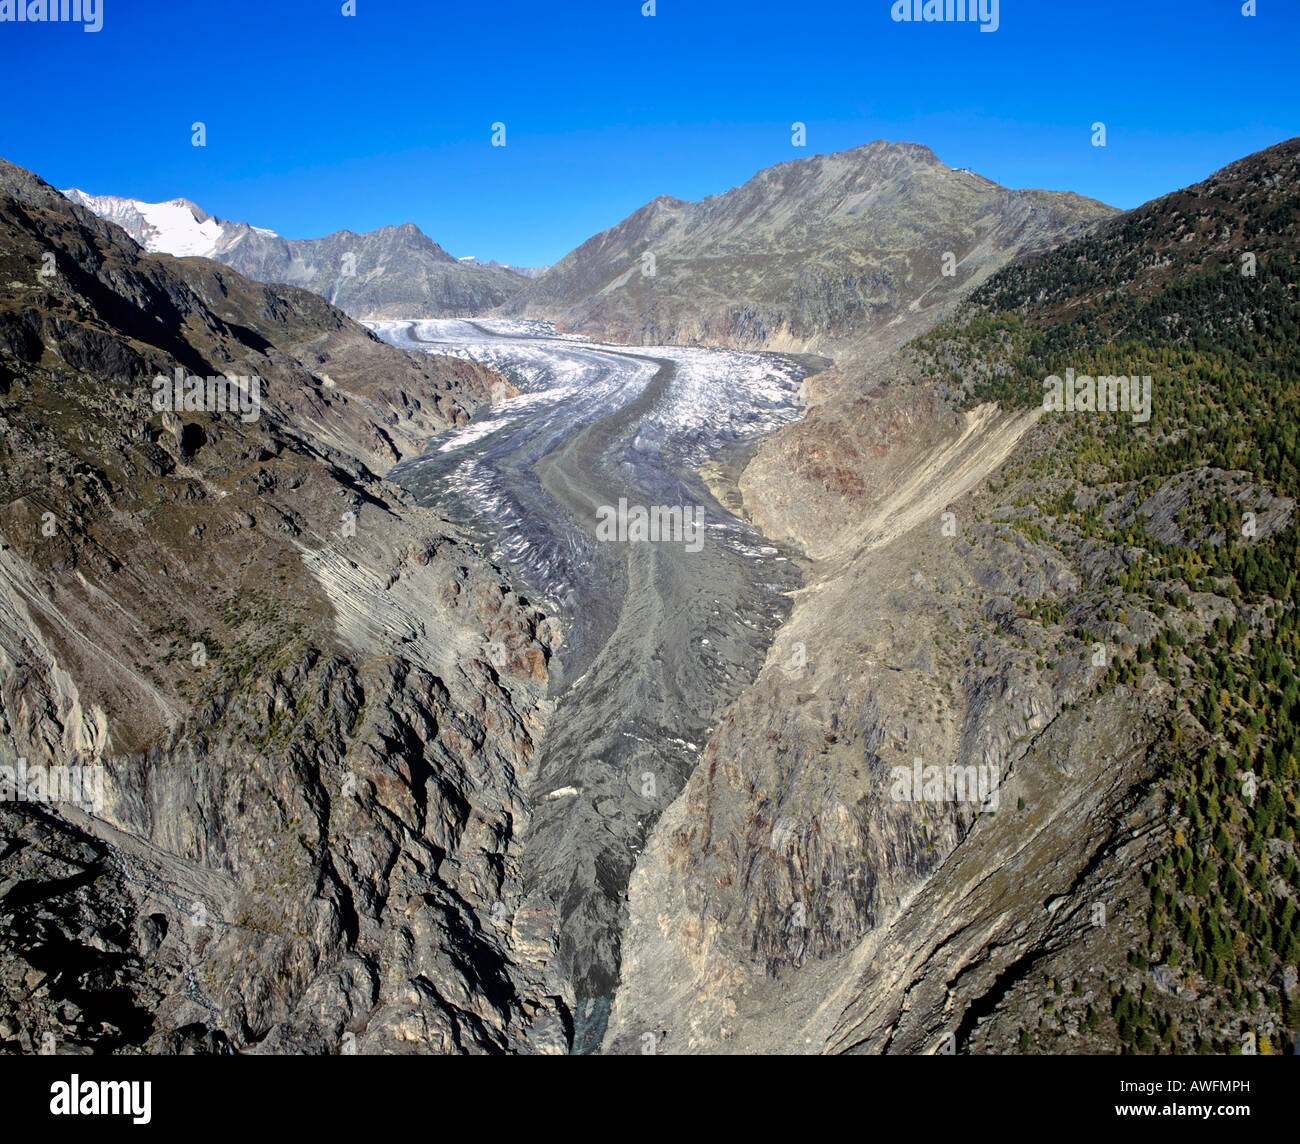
[1,0,1296,266]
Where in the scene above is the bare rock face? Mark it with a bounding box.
[604,373,1171,1053]
[0,161,571,1054]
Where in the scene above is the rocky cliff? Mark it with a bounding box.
[0,159,571,1054]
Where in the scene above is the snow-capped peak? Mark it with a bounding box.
[60,188,278,258]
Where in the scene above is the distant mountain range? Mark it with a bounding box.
[64,143,1116,351]
[61,188,529,320]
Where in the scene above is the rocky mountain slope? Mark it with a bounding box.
[62,189,527,322]
[509,141,1117,356]
[607,138,1300,1054]
[0,159,571,1054]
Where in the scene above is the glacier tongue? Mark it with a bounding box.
[367,317,811,1036]
[368,317,806,624]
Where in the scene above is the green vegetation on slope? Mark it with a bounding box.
[915,138,1300,1053]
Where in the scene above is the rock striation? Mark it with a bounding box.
[0,159,570,1054]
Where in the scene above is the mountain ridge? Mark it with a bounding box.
[5,136,1297,1057]
[59,186,528,321]
[508,139,1119,355]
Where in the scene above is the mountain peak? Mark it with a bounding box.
[842,138,942,163]
[521,138,1116,349]
[59,188,242,257]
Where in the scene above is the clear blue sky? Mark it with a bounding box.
[1,0,1296,267]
